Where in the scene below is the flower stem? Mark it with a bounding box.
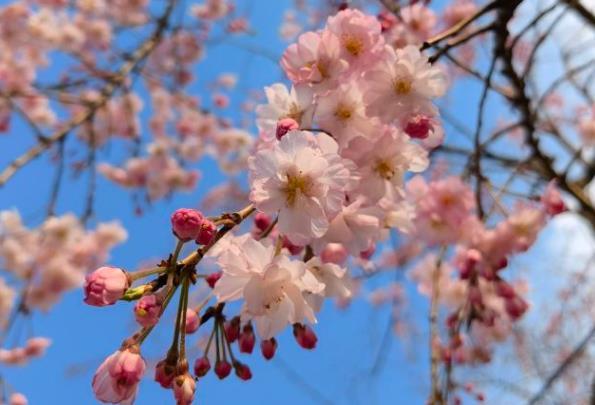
[179,276,190,359]
[129,266,164,282]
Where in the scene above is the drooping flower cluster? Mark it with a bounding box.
[397,175,565,366]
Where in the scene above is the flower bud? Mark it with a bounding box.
[154,359,176,388]
[215,360,232,379]
[293,324,317,350]
[173,373,196,405]
[541,180,566,216]
[320,243,348,265]
[495,281,515,299]
[238,324,255,354]
[194,356,211,377]
[276,118,299,140]
[185,309,200,334]
[84,266,130,307]
[260,338,277,360]
[404,114,433,139]
[359,244,376,260]
[171,208,204,241]
[234,362,252,381]
[282,236,304,255]
[224,317,240,343]
[134,294,161,327]
[92,347,145,404]
[505,296,528,320]
[196,219,216,245]
[254,212,272,232]
[458,249,481,279]
[206,271,222,288]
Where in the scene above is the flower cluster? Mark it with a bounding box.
[0,211,127,310]
[81,8,453,404]
[251,8,446,253]
[399,175,566,368]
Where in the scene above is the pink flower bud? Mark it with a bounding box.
[84,266,129,307]
[196,219,216,245]
[459,249,482,279]
[260,338,277,360]
[320,243,348,265]
[254,212,272,232]
[224,317,240,342]
[154,359,176,388]
[9,393,27,405]
[505,296,528,320]
[404,114,433,139]
[215,360,232,379]
[213,93,229,108]
[134,294,161,327]
[282,236,304,255]
[293,324,317,350]
[206,271,222,288]
[495,281,515,299]
[173,373,196,405]
[276,118,299,140]
[541,180,566,216]
[238,324,255,354]
[234,362,252,381]
[171,208,204,241]
[24,337,51,358]
[359,244,376,260]
[194,356,211,377]
[92,347,145,404]
[185,309,200,334]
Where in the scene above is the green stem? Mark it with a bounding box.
[179,276,190,359]
[129,266,164,282]
[222,321,236,363]
[215,320,221,363]
[167,273,188,358]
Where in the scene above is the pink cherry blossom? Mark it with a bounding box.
[249,130,355,245]
[326,8,385,69]
[281,30,348,92]
[92,347,146,404]
[363,45,446,123]
[255,83,314,141]
[212,236,323,339]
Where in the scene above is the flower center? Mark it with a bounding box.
[316,60,330,79]
[343,35,364,56]
[334,104,352,121]
[394,78,412,95]
[285,103,303,123]
[375,159,395,180]
[283,172,311,207]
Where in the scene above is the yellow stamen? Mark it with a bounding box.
[283,173,311,207]
[375,160,395,180]
[334,104,352,120]
[394,78,412,95]
[343,35,364,56]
